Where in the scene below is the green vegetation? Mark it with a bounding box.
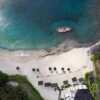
[91,53,100,63]
[0,71,9,86]
[88,52,100,100]
[0,85,28,100]
[0,71,43,100]
[85,72,97,100]
[9,75,43,100]
[91,53,100,89]
[0,71,28,100]
[91,53,100,78]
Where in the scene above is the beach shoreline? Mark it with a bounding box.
[0,40,99,61]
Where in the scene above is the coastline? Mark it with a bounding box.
[0,40,99,60]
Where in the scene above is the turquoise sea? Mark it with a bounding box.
[0,0,99,50]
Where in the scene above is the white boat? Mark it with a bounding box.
[57,27,72,33]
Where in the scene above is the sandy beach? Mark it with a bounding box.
[0,44,95,100]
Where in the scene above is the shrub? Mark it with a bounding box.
[0,71,9,86]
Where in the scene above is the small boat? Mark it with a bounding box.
[57,27,72,33]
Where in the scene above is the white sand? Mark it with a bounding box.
[0,47,94,100]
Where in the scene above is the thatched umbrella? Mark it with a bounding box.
[61,67,66,73]
[54,67,58,73]
[32,68,35,72]
[37,68,40,72]
[49,67,53,73]
[54,67,57,71]
[16,66,20,70]
[67,68,71,73]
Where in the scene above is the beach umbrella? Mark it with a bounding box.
[49,67,53,73]
[16,66,20,70]
[54,67,57,71]
[67,68,71,72]
[61,67,66,73]
[54,67,58,73]
[37,68,40,72]
[49,67,52,71]
[32,68,35,72]
[61,67,64,71]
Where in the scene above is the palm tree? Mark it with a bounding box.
[57,86,63,100]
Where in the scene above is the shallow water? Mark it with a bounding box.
[0,0,99,50]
